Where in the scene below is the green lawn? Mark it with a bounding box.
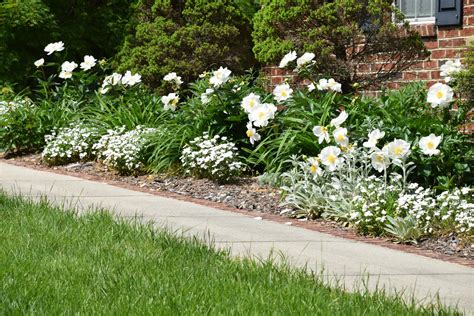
[0,192,459,315]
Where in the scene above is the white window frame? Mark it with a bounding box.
[394,0,436,24]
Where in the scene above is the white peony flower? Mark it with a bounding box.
[44,41,64,55]
[201,88,214,104]
[383,139,411,160]
[58,61,78,79]
[273,83,293,102]
[317,78,328,91]
[363,129,385,149]
[307,83,316,92]
[104,73,123,86]
[34,58,44,68]
[419,134,442,156]
[330,110,348,127]
[99,86,110,94]
[279,51,297,68]
[319,146,343,171]
[248,103,277,127]
[296,52,315,68]
[246,122,261,145]
[161,93,179,111]
[371,150,390,172]
[209,67,231,87]
[427,83,454,108]
[333,127,349,146]
[308,157,323,176]
[312,126,330,144]
[440,59,462,82]
[163,72,183,86]
[121,71,141,86]
[241,93,261,113]
[327,78,342,92]
[80,55,96,71]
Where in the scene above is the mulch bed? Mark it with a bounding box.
[3,153,473,267]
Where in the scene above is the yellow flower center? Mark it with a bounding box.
[436,90,444,99]
[249,100,255,107]
[327,154,337,165]
[246,130,254,138]
[310,165,317,174]
[281,90,287,97]
[258,111,266,120]
[426,141,435,149]
[393,146,403,156]
[375,154,384,163]
[337,134,345,141]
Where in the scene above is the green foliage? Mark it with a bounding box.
[252,0,429,91]
[0,97,79,154]
[455,43,474,105]
[0,0,133,88]
[115,0,257,90]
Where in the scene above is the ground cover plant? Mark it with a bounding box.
[0,192,459,315]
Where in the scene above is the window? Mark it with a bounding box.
[396,0,436,23]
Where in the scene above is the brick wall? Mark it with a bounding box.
[264,1,474,92]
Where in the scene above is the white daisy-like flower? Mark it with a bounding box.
[246,122,261,145]
[296,52,315,68]
[279,51,297,68]
[58,61,78,79]
[121,71,141,86]
[209,67,231,87]
[307,83,316,92]
[333,127,349,146]
[327,78,342,92]
[34,58,44,68]
[44,41,64,55]
[241,93,261,113]
[312,125,330,144]
[319,146,343,171]
[371,150,390,172]
[383,139,411,160]
[330,110,348,127]
[307,157,323,176]
[201,88,214,104]
[161,93,179,111]
[248,103,277,127]
[273,83,293,102]
[427,83,454,108]
[419,134,442,156]
[363,129,385,149]
[80,55,96,71]
[163,72,183,86]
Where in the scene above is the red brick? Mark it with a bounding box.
[423,60,438,69]
[272,76,283,85]
[431,71,441,79]
[431,50,446,58]
[464,5,474,16]
[424,40,438,49]
[461,28,474,36]
[438,29,461,38]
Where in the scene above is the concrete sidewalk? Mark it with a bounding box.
[1,161,473,313]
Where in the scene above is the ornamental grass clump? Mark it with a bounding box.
[42,124,99,166]
[180,133,244,183]
[93,126,156,175]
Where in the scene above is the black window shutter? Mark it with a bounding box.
[436,0,462,26]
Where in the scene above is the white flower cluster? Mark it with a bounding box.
[0,100,31,115]
[440,59,462,83]
[279,51,315,70]
[240,92,278,145]
[42,124,99,165]
[100,70,141,94]
[93,126,155,174]
[397,185,473,234]
[180,133,243,182]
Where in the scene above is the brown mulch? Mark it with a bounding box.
[3,153,473,267]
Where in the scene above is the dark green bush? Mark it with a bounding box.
[0,0,133,89]
[115,0,257,91]
[252,0,428,92]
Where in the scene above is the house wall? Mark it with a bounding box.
[263,1,474,91]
